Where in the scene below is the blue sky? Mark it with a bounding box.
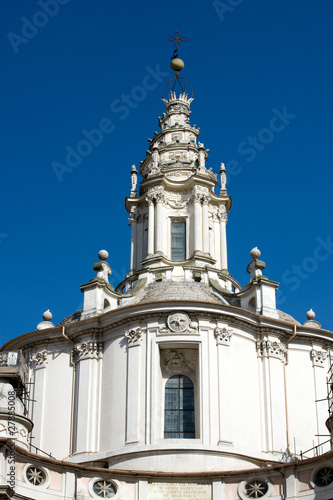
[1,0,332,345]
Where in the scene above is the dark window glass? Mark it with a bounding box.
[164,375,195,438]
[171,221,186,261]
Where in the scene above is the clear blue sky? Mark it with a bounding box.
[1,0,332,345]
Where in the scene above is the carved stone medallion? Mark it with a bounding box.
[167,312,190,333]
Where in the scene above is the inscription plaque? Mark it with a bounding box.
[149,481,211,500]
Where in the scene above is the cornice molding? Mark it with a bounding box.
[4,303,333,353]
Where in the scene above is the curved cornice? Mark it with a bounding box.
[1,299,332,352]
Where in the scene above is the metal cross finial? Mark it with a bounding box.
[166,29,189,59]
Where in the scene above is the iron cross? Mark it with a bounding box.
[166,29,189,59]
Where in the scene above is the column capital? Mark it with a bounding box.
[214,327,233,346]
[73,341,104,362]
[146,194,155,206]
[256,340,286,362]
[30,350,48,369]
[310,349,327,367]
[219,213,228,222]
[155,192,165,204]
[202,194,211,205]
[125,327,145,347]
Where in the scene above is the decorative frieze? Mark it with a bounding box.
[171,132,182,142]
[125,328,144,347]
[30,350,48,369]
[73,341,104,361]
[214,327,233,346]
[167,199,187,209]
[256,340,286,362]
[162,349,197,374]
[310,349,327,368]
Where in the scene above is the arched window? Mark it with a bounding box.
[164,375,195,438]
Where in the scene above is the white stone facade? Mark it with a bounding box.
[0,91,333,499]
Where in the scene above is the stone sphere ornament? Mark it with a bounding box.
[43,309,52,321]
[98,250,109,261]
[250,247,261,260]
[170,58,185,72]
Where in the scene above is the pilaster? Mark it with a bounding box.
[30,350,48,451]
[256,339,287,453]
[214,327,233,445]
[311,349,328,446]
[73,340,103,454]
[125,328,145,445]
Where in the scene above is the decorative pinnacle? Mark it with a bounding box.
[98,250,109,261]
[43,309,52,321]
[163,30,192,98]
[250,247,261,260]
[306,308,316,320]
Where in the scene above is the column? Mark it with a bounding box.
[220,213,228,270]
[202,195,210,254]
[155,193,164,254]
[146,196,155,256]
[137,215,143,268]
[124,328,144,445]
[193,194,202,253]
[129,210,137,272]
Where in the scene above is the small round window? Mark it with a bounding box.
[26,466,46,486]
[93,479,116,498]
[244,480,269,498]
[314,467,333,487]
